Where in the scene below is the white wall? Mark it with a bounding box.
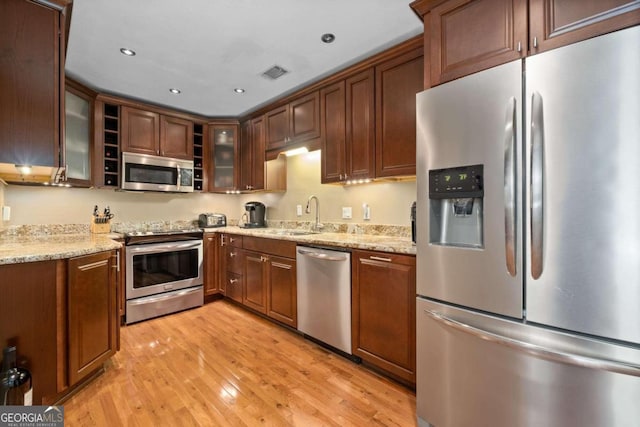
[2,151,416,227]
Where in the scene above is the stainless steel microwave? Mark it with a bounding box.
[121,152,194,192]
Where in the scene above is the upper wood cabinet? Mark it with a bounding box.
[528,0,640,54]
[320,45,421,183]
[208,124,239,192]
[239,117,267,191]
[411,0,640,87]
[320,69,376,183]
[265,91,320,152]
[121,106,193,160]
[375,48,423,178]
[0,0,69,168]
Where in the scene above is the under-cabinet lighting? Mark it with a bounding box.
[15,164,32,175]
[169,88,181,94]
[283,147,309,157]
[234,88,245,93]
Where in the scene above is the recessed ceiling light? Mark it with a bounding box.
[120,48,136,56]
[321,33,336,43]
[169,88,181,94]
[234,88,245,93]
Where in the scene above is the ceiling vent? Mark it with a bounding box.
[262,65,289,80]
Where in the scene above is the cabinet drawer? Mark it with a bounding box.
[222,234,243,248]
[226,247,244,274]
[243,236,296,258]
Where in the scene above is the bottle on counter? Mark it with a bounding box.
[1,346,33,405]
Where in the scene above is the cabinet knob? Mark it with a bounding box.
[229,278,238,284]
[229,251,237,258]
[230,237,236,243]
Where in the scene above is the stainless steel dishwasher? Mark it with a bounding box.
[296,246,352,355]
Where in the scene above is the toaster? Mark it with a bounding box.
[198,213,226,228]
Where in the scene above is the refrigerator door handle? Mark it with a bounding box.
[530,92,545,279]
[504,97,517,277]
[423,309,640,377]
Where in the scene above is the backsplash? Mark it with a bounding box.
[1,220,410,238]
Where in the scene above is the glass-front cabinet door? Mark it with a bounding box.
[65,87,92,186]
[208,124,239,193]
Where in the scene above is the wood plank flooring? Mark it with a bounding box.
[63,299,416,426]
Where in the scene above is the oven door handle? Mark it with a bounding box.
[128,241,202,254]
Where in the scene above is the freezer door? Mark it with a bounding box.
[416,60,523,318]
[416,298,640,427]
[525,26,640,345]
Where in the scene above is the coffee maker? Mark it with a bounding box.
[242,201,266,228]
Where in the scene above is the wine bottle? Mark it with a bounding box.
[1,346,33,406]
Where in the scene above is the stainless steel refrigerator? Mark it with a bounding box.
[416,26,640,427]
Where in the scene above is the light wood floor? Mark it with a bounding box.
[63,299,416,426]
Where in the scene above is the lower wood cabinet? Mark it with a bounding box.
[0,250,118,404]
[351,249,416,385]
[243,251,268,313]
[219,234,297,328]
[67,251,118,386]
[203,233,220,296]
[265,255,297,328]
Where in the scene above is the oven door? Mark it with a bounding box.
[126,240,203,299]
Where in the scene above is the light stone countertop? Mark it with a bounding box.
[207,226,417,255]
[0,233,122,265]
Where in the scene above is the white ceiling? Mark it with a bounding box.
[65,0,423,118]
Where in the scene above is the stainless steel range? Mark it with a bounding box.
[124,229,203,324]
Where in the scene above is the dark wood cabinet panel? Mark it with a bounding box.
[320,69,375,184]
[266,256,297,328]
[239,120,253,191]
[204,234,220,296]
[265,91,320,153]
[320,81,347,183]
[0,0,65,167]
[529,0,640,53]
[0,261,59,405]
[239,117,267,191]
[67,251,117,386]
[243,251,268,314]
[413,0,638,86]
[225,271,243,303]
[289,91,321,143]
[160,115,193,159]
[265,105,289,151]
[251,116,266,191]
[429,0,527,85]
[375,49,423,178]
[352,250,416,385]
[120,106,160,156]
[346,69,376,180]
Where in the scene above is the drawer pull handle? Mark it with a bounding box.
[369,256,392,262]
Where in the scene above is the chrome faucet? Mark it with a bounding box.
[306,195,323,232]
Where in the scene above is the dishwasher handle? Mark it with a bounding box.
[297,248,349,262]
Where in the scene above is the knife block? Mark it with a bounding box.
[90,217,111,234]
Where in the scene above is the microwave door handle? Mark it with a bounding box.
[176,165,181,191]
[530,92,545,279]
[504,97,517,277]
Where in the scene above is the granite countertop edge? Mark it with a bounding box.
[208,226,417,255]
[0,233,122,265]
[0,226,415,265]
